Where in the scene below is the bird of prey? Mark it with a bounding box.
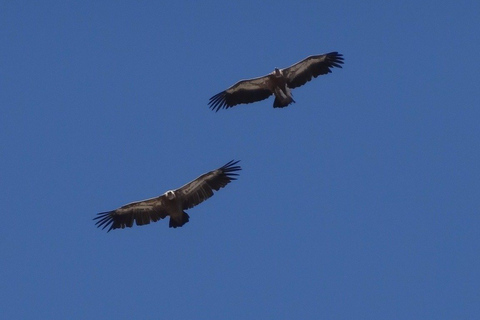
[94,160,241,232]
[209,52,344,111]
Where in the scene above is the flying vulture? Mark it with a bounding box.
[209,52,344,111]
[94,160,241,232]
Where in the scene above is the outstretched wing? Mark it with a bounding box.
[94,196,169,232]
[175,160,241,209]
[209,76,273,111]
[281,52,344,89]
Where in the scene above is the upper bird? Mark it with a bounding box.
[94,160,241,232]
[208,52,344,111]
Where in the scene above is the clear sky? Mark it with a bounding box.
[1,1,479,319]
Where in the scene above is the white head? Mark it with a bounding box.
[165,190,176,200]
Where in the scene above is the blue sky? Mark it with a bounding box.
[1,1,479,319]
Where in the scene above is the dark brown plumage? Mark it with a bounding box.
[209,52,344,111]
[94,160,241,232]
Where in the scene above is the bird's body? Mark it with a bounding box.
[209,52,344,111]
[94,160,241,232]
[271,68,294,108]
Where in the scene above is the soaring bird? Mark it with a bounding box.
[94,160,241,232]
[209,52,344,111]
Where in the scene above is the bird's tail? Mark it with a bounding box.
[273,96,295,108]
[169,212,190,228]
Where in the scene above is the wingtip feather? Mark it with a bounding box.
[221,160,242,181]
[208,91,229,112]
[94,211,115,232]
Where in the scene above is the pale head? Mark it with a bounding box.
[165,190,176,200]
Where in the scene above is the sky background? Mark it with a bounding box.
[1,1,479,319]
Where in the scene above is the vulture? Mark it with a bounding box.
[94,160,241,232]
[209,52,344,111]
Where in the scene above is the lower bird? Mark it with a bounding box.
[94,160,241,232]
